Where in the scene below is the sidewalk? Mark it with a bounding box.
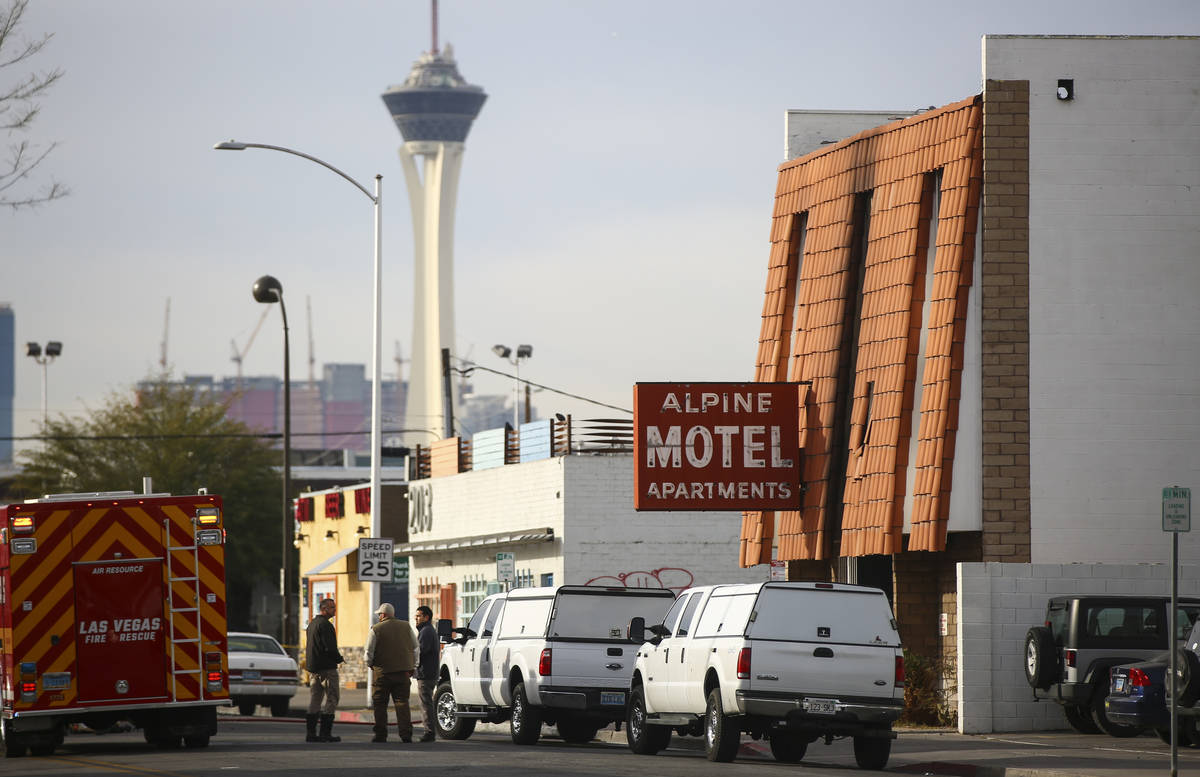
[230,690,1196,777]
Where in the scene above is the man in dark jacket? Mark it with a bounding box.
[414,605,438,742]
[305,598,344,742]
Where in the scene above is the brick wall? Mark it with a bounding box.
[979,80,1031,563]
[957,561,1200,733]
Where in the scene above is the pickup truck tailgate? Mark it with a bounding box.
[546,642,633,689]
[749,640,899,698]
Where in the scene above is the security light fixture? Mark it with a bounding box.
[1057,79,1074,101]
[324,529,338,541]
[26,342,41,357]
[492,344,511,359]
[356,525,369,535]
[516,344,533,359]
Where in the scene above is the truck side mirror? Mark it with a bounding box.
[628,616,645,643]
[648,623,671,638]
[436,618,454,641]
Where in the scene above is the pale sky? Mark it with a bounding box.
[6,0,1198,456]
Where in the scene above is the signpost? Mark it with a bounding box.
[496,552,515,588]
[1163,486,1191,777]
[357,537,394,582]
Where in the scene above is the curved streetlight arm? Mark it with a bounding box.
[214,141,376,203]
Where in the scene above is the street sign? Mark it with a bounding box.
[1163,487,1191,533]
[393,556,409,583]
[496,552,515,584]
[357,537,394,582]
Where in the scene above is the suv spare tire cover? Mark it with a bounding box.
[1024,626,1057,690]
[1174,648,1200,706]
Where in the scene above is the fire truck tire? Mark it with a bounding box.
[2,719,28,758]
[238,702,256,716]
[184,734,210,748]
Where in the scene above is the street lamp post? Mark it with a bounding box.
[215,141,383,658]
[252,276,291,648]
[26,341,63,429]
[492,344,533,428]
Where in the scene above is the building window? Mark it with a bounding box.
[415,576,440,619]
[461,574,488,621]
[540,573,554,587]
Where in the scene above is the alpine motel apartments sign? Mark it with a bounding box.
[633,382,801,511]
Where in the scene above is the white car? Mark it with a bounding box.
[227,632,300,717]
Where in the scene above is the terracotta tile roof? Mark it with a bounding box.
[744,96,983,564]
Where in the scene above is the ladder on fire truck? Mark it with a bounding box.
[165,518,204,702]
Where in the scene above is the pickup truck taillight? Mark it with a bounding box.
[538,648,552,676]
[736,648,751,680]
[1064,649,1077,669]
[894,655,905,688]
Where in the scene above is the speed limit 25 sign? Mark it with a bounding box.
[357,538,394,582]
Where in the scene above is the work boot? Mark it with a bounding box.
[305,714,321,743]
[318,714,341,743]
[419,731,435,743]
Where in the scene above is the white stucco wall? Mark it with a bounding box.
[983,36,1200,563]
[405,455,763,621]
[958,561,1200,733]
[560,455,766,590]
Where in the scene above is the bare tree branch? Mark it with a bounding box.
[0,0,66,209]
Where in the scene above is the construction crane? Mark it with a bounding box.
[306,295,316,388]
[159,298,170,371]
[230,307,271,388]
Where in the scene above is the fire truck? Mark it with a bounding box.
[1,489,230,757]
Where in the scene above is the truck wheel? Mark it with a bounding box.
[1023,627,1057,690]
[1063,704,1101,734]
[853,730,892,770]
[703,688,739,762]
[556,716,599,744]
[768,731,807,763]
[29,743,55,757]
[434,681,476,740]
[1090,686,1142,738]
[510,681,543,745]
[2,719,28,758]
[269,699,290,718]
[626,686,671,755]
[237,702,256,716]
[183,734,210,748]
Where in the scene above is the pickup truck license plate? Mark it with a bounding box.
[803,698,837,715]
[1113,677,1126,693]
[600,692,625,706]
[242,670,261,682]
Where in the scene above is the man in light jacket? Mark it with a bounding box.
[366,602,418,743]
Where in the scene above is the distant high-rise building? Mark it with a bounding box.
[0,304,12,468]
[381,13,486,445]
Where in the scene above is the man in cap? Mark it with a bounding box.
[366,602,418,743]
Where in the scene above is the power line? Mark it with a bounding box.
[1,429,436,443]
[451,355,632,415]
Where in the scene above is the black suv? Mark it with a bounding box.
[1024,595,1200,736]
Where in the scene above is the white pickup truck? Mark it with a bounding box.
[626,581,904,769]
[433,585,676,745]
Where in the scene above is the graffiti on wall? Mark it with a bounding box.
[586,567,694,594]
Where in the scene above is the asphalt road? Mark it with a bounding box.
[6,718,1200,777]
